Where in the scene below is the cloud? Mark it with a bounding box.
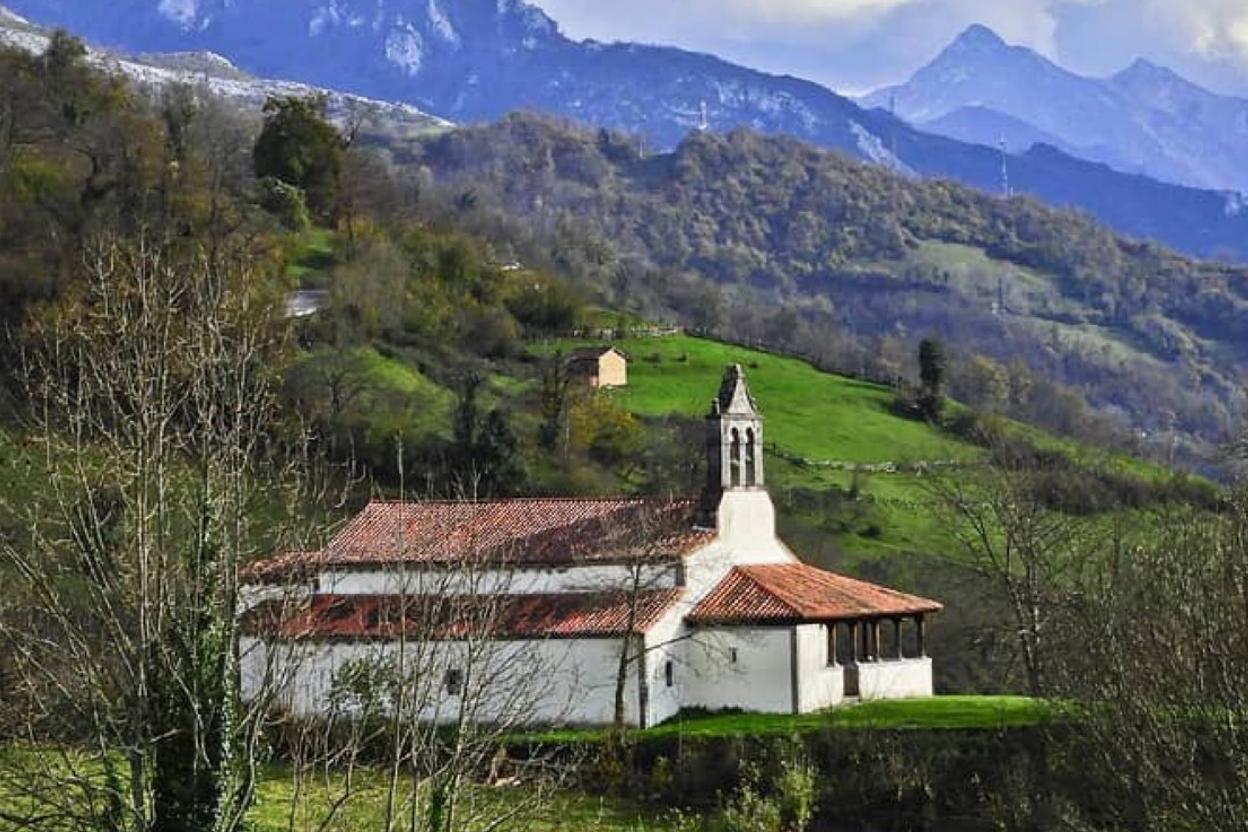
[530,0,1248,95]
[1140,0,1248,62]
[537,0,913,35]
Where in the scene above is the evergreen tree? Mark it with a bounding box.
[478,408,524,495]
[918,338,947,422]
[253,95,343,220]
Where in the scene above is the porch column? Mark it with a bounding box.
[849,621,861,663]
[871,620,882,662]
[917,614,927,658]
[827,623,838,666]
[894,617,904,660]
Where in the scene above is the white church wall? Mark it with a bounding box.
[316,562,680,597]
[242,635,644,726]
[682,626,795,714]
[715,491,787,555]
[793,624,844,711]
[682,492,797,608]
[641,606,689,727]
[856,658,933,700]
[680,542,735,609]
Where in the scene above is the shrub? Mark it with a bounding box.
[716,779,782,832]
[257,176,310,230]
[773,751,817,832]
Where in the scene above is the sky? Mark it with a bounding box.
[531,0,1248,96]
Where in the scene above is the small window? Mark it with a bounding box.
[664,660,674,688]
[729,648,739,665]
[444,668,464,696]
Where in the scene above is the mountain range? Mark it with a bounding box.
[5,0,1248,263]
[863,24,1248,194]
[0,5,447,137]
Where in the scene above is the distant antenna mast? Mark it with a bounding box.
[889,93,899,161]
[999,135,1011,198]
[698,100,709,132]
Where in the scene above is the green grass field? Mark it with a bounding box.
[541,334,980,466]
[288,345,457,440]
[533,334,984,557]
[0,696,1047,832]
[523,696,1048,745]
[286,227,338,283]
[647,696,1049,737]
[249,767,669,832]
[529,333,1193,560]
[0,752,673,832]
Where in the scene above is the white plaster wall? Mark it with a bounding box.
[683,492,797,610]
[242,635,644,726]
[715,491,787,555]
[856,658,934,700]
[632,490,805,720]
[316,563,679,596]
[641,606,688,728]
[793,624,843,712]
[596,352,628,388]
[682,626,794,714]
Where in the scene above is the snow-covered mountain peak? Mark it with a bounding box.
[0,5,27,24]
[0,5,450,134]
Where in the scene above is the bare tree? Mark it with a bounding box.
[929,461,1092,696]
[1049,495,1248,830]
[253,495,582,832]
[0,234,324,832]
[607,508,675,733]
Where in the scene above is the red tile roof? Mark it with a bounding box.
[688,564,942,625]
[244,497,710,583]
[242,589,682,640]
[243,550,325,584]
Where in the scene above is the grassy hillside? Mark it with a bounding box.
[415,114,1248,470]
[531,334,976,560]
[530,333,1182,564]
[578,335,978,466]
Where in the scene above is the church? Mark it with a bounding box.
[240,365,941,727]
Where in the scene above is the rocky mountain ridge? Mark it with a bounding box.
[5,2,1248,262]
[0,4,449,135]
[863,25,1248,193]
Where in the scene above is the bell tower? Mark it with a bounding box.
[702,364,764,524]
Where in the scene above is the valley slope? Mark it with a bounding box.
[412,115,1248,465]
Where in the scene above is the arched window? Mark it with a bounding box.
[745,428,757,486]
[729,428,741,487]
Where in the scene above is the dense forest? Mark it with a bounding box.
[400,113,1248,472]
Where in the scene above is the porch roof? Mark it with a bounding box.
[687,564,942,626]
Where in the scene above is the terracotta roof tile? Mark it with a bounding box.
[241,550,324,584]
[688,564,942,625]
[242,590,682,640]
[245,497,710,583]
